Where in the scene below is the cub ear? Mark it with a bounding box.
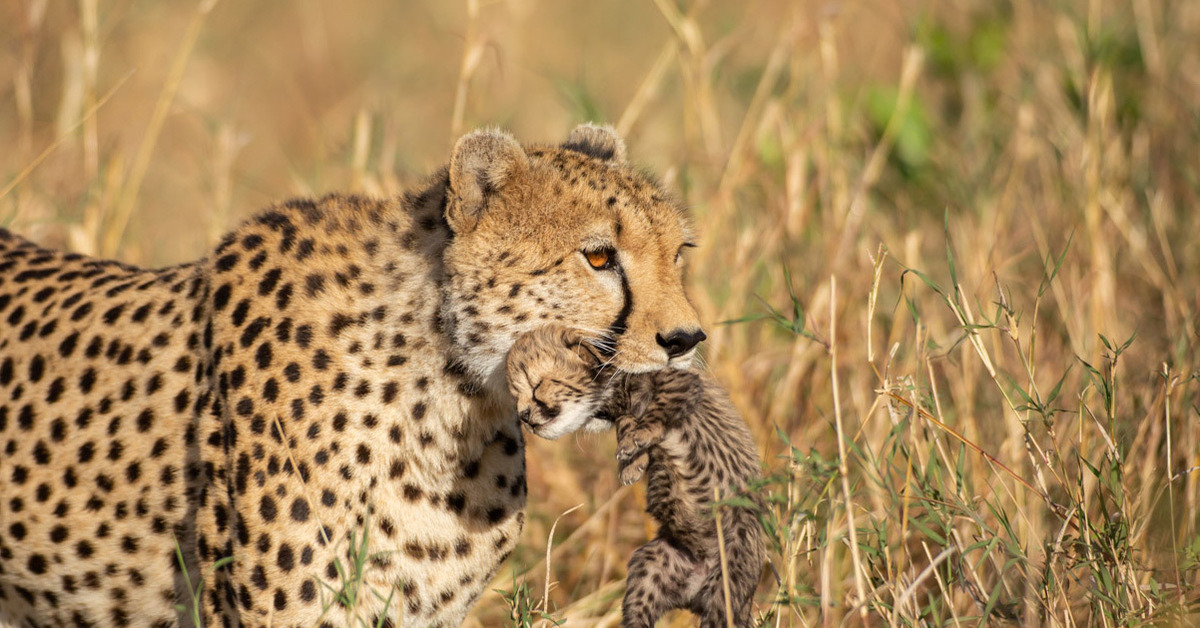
[562,123,627,163]
[447,128,529,234]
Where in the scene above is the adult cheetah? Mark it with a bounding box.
[0,125,705,627]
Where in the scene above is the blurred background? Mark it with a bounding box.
[3,0,1199,624]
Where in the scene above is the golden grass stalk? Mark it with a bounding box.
[0,71,133,204]
[542,503,584,622]
[616,43,678,138]
[713,486,735,628]
[450,0,484,141]
[100,0,219,258]
[829,276,870,622]
[833,46,925,266]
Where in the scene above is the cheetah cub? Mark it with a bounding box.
[507,325,766,628]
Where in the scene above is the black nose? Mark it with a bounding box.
[655,328,706,358]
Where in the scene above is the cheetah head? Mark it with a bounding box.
[440,124,703,403]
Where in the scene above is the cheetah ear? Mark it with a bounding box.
[562,123,627,163]
[447,128,530,234]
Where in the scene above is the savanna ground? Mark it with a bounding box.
[2,0,1199,625]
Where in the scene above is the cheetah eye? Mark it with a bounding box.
[676,242,696,265]
[584,248,617,271]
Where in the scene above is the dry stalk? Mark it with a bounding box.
[541,503,584,622]
[509,486,632,583]
[616,43,678,137]
[921,542,962,627]
[866,244,888,373]
[885,391,1056,513]
[714,487,735,628]
[650,0,722,159]
[715,17,799,197]
[79,0,100,182]
[351,108,373,193]
[833,46,925,267]
[208,122,244,243]
[1162,364,1182,603]
[893,546,957,624]
[101,0,220,258]
[450,0,484,140]
[1,71,134,204]
[829,276,869,622]
[14,0,48,160]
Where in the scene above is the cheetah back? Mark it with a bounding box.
[1,228,206,627]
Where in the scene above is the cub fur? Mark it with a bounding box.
[507,325,765,628]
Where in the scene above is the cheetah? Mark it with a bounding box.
[506,325,765,628]
[0,124,706,627]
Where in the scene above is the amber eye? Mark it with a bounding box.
[584,248,615,270]
[676,243,696,265]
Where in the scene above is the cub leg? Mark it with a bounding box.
[691,516,762,628]
[615,413,665,485]
[621,538,696,628]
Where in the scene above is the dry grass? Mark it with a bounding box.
[3,0,1200,625]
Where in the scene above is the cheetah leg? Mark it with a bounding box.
[621,538,696,628]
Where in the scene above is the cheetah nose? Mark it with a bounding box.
[655,328,707,358]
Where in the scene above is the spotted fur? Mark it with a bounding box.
[506,325,766,628]
[0,125,702,627]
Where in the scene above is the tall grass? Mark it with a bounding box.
[3,0,1198,625]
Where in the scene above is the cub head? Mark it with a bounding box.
[440,124,703,398]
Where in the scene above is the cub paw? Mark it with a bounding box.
[615,417,664,463]
[619,453,649,486]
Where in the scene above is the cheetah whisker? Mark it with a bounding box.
[692,350,713,373]
[592,349,625,381]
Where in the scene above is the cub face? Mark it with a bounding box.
[441,124,703,418]
[505,325,612,440]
